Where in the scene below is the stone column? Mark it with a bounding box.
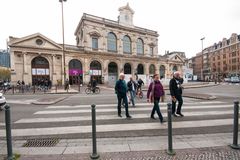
[22,52,27,82]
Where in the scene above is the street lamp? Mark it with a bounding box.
[200,37,205,81]
[59,0,67,84]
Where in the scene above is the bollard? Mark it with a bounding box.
[21,85,24,94]
[230,100,240,149]
[90,104,99,159]
[12,85,14,95]
[78,84,81,93]
[166,103,176,155]
[33,85,35,94]
[5,105,13,160]
[55,85,57,93]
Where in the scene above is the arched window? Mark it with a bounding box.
[124,63,131,74]
[123,35,131,54]
[149,64,155,75]
[137,64,144,74]
[160,65,165,78]
[107,32,117,52]
[173,65,178,72]
[137,38,144,55]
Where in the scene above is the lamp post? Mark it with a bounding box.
[200,37,205,81]
[59,0,67,84]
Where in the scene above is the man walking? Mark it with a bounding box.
[115,73,132,119]
[169,71,184,117]
[127,77,137,107]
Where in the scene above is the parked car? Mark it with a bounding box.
[230,76,240,83]
[224,78,231,82]
[0,93,6,111]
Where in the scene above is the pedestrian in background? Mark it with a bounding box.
[169,71,184,117]
[115,73,132,119]
[127,77,137,107]
[147,74,166,123]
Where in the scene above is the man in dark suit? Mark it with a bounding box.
[169,71,184,117]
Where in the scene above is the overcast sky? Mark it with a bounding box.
[0,0,239,58]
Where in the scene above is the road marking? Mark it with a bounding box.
[16,110,233,123]
[6,100,34,104]
[37,104,233,115]
[47,101,226,109]
[0,123,4,126]
[0,119,233,137]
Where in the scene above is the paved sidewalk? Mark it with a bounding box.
[2,146,240,160]
[0,133,238,159]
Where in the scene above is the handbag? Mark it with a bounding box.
[149,82,155,103]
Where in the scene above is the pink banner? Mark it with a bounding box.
[69,69,83,76]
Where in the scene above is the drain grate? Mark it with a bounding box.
[22,138,60,147]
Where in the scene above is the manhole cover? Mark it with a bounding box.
[22,138,60,147]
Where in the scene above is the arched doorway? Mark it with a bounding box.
[124,63,131,74]
[108,62,118,86]
[149,64,155,75]
[173,65,178,72]
[31,56,50,86]
[160,65,165,79]
[69,59,83,85]
[137,64,144,74]
[90,60,102,84]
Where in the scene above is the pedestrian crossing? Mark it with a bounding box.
[0,100,235,138]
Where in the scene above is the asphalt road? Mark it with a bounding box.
[0,84,239,140]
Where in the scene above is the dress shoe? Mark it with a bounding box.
[172,113,178,117]
[126,115,132,119]
[150,116,156,120]
[160,119,166,123]
[176,112,184,117]
[118,114,122,117]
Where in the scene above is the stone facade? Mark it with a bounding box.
[8,4,185,85]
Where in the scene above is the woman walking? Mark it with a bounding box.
[147,74,166,123]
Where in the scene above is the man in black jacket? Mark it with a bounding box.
[169,72,184,117]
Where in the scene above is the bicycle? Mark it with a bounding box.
[136,87,143,99]
[85,86,100,94]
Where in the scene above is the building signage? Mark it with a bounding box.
[69,69,83,76]
[32,68,49,75]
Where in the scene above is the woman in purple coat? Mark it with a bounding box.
[147,74,166,123]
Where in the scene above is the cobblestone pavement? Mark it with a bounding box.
[4,146,239,160]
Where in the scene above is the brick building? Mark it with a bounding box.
[191,33,240,81]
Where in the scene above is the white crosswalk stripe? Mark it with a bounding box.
[0,100,235,138]
[35,104,232,115]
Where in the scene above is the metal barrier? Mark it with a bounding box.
[230,100,240,149]
[90,104,99,159]
[4,105,13,160]
[167,103,176,155]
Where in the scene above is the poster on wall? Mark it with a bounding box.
[46,69,49,75]
[36,69,46,75]
[32,69,36,75]
[90,70,101,75]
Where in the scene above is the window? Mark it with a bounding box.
[218,62,220,66]
[232,52,236,57]
[123,35,131,54]
[92,37,98,50]
[107,32,117,52]
[232,59,237,63]
[223,54,226,59]
[213,57,215,61]
[149,47,154,56]
[217,56,220,60]
[137,38,144,55]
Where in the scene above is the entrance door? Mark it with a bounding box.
[108,62,118,86]
[69,59,83,85]
[31,56,50,86]
[90,60,102,84]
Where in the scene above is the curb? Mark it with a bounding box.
[32,97,67,105]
